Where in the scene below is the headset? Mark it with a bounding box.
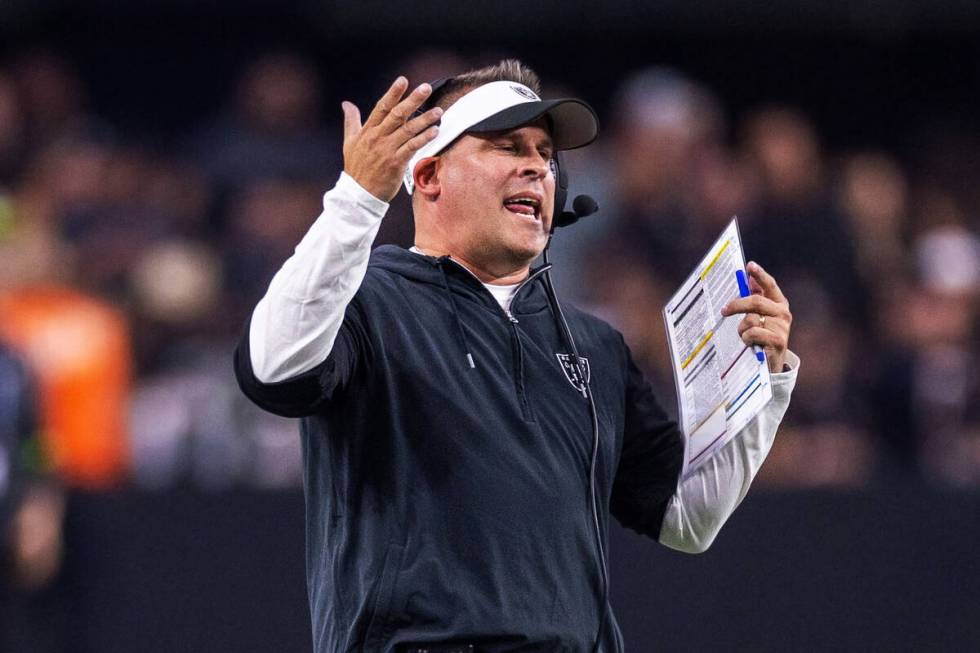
[549,154,599,230]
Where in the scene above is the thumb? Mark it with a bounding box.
[341,101,361,143]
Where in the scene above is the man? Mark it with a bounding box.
[235,60,798,653]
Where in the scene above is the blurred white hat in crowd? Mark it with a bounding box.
[612,66,722,138]
[915,225,980,293]
[131,240,222,323]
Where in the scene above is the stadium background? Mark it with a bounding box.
[1,1,979,650]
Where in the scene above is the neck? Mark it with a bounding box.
[413,244,529,285]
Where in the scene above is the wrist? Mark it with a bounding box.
[342,169,394,203]
[770,350,800,375]
[336,172,391,214]
[768,354,787,374]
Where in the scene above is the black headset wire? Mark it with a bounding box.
[540,237,616,653]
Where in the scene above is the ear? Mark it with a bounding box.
[413,156,441,200]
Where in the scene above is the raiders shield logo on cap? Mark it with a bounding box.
[556,353,591,393]
[510,84,539,101]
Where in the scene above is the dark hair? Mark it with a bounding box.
[425,59,542,112]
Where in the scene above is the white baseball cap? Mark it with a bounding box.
[403,80,599,194]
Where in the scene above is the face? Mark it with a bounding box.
[431,119,556,274]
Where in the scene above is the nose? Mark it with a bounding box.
[519,152,551,181]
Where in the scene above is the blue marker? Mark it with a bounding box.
[735,269,766,363]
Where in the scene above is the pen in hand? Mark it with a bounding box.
[734,268,766,364]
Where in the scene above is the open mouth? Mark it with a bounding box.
[503,194,542,221]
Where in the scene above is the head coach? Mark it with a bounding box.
[235,59,799,653]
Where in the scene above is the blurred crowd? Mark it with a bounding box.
[2,46,980,507]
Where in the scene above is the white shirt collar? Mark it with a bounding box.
[409,246,521,311]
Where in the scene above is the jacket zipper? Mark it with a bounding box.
[505,310,532,420]
[440,257,551,421]
[500,268,549,422]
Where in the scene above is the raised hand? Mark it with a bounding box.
[341,77,443,202]
[720,261,793,373]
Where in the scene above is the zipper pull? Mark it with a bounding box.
[506,311,519,324]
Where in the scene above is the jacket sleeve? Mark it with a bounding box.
[609,342,685,540]
[234,298,372,417]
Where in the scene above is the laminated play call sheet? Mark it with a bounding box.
[663,218,772,478]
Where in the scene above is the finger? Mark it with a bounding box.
[397,106,443,143]
[748,273,764,295]
[380,82,434,133]
[721,294,785,318]
[738,314,786,337]
[737,314,762,337]
[341,101,362,144]
[396,125,441,158]
[363,76,410,129]
[746,261,787,303]
[740,326,788,351]
[737,316,753,337]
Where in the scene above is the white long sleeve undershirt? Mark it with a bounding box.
[249,172,388,384]
[658,351,797,553]
[248,172,799,553]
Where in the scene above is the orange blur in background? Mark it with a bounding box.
[0,287,130,488]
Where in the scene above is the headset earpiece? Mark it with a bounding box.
[550,152,570,232]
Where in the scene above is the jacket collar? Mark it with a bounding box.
[370,245,551,316]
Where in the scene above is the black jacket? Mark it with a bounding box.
[234,245,683,653]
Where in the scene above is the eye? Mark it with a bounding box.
[496,143,518,153]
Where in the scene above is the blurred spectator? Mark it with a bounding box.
[912,223,980,485]
[35,137,159,298]
[185,51,341,204]
[127,238,301,490]
[585,251,679,418]
[596,67,727,288]
[129,360,301,490]
[738,107,868,331]
[10,50,99,146]
[756,276,876,487]
[0,167,71,292]
[870,213,980,484]
[222,177,323,321]
[836,151,911,302]
[0,73,110,292]
[129,239,225,373]
[10,129,210,301]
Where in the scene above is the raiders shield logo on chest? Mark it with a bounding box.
[556,353,591,393]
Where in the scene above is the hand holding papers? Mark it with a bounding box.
[663,218,773,478]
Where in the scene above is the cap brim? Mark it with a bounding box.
[465,98,599,151]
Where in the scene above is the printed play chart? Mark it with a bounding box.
[663,218,772,478]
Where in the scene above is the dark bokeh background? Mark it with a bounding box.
[2,1,980,651]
